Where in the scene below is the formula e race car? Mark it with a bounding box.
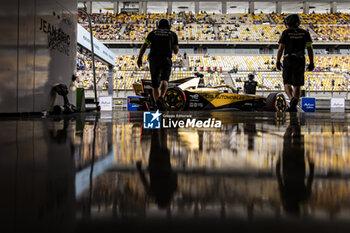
[130,73,287,112]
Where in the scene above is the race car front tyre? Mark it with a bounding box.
[266,93,287,112]
[163,88,186,111]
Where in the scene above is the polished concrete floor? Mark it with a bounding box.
[2,111,350,232]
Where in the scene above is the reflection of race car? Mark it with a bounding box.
[131,73,287,112]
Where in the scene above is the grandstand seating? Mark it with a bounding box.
[121,24,154,41]
[309,56,350,72]
[230,71,282,91]
[77,54,189,90]
[85,24,123,41]
[78,12,176,24]
[271,13,350,25]
[218,24,282,42]
[112,70,224,90]
[190,55,350,72]
[210,13,270,24]
[306,72,347,91]
[217,24,311,42]
[189,55,277,72]
[76,52,350,91]
[76,12,350,92]
[312,25,350,42]
[78,12,350,42]
[231,71,348,92]
[175,24,215,41]
[76,53,109,89]
[114,54,183,71]
[79,13,272,25]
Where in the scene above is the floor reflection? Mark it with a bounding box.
[75,111,350,223]
[136,129,177,209]
[276,116,314,216]
[0,117,76,233]
[2,111,350,232]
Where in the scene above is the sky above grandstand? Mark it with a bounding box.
[81,1,350,13]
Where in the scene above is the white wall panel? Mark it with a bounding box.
[0,0,77,113]
[34,0,77,112]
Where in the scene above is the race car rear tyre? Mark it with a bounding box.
[266,93,287,112]
[163,88,186,111]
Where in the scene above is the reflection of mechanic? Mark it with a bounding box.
[243,74,267,94]
[243,123,257,150]
[50,117,70,144]
[137,19,179,109]
[136,129,177,209]
[276,14,314,112]
[276,118,314,216]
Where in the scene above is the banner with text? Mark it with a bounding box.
[331,98,345,113]
[77,24,115,66]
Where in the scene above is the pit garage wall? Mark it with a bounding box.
[0,0,77,113]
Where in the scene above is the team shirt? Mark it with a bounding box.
[244,81,259,94]
[278,28,312,55]
[145,29,178,59]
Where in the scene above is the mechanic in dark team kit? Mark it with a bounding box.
[276,14,314,112]
[243,73,268,95]
[137,19,179,109]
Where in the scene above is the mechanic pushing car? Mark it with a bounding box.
[137,18,179,110]
[243,73,268,95]
[276,14,314,112]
